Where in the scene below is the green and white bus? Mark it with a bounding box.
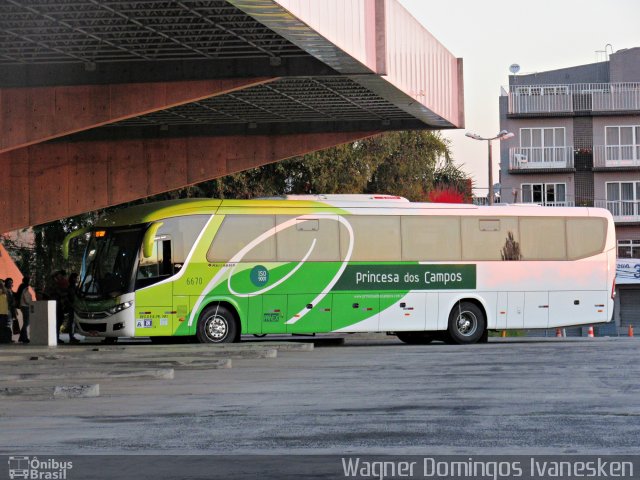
[65,195,616,345]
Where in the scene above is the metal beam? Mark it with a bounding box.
[0,56,336,88]
[62,119,432,143]
[0,131,377,233]
[0,77,275,154]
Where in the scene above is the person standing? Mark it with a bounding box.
[4,278,18,340]
[0,280,12,343]
[16,276,33,344]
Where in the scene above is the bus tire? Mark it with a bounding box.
[196,305,238,344]
[396,332,434,345]
[447,301,486,345]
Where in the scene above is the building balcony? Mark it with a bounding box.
[472,199,576,207]
[504,83,640,115]
[508,146,575,171]
[521,200,576,207]
[593,145,640,169]
[594,200,640,222]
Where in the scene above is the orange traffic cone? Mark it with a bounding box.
[587,326,595,338]
[629,325,634,338]
[556,328,563,338]
[501,330,507,338]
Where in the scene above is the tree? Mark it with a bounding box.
[201,130,462,201]
[366,130,451,200]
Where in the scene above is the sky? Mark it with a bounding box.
[399,0,640,194]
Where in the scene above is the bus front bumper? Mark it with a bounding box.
[75,298,136,338]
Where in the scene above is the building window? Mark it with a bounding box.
[618,240,640,258]
[605,125,640,161]
[519,127,567,163]
[605,181,640,217]
[521,183,567,206]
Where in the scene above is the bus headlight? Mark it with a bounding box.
[108,301,133,315]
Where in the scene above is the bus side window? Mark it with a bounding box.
[461,217,519,261]
[160,239,173,276]
[567,218,606,260]
[341,215,401,261]
[519,217,566,260]
[137,238,173,287]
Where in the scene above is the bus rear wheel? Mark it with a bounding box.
[396,332,434,345]
[196,305,238,344]
[447,301,486,345]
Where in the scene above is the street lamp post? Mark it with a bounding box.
[465,130,514,205]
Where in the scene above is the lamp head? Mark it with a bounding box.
[465,132,483,141]
[497,130,514,140]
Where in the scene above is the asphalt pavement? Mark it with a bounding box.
[1,335,639,455]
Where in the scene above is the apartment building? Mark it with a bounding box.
[499,47,640,332]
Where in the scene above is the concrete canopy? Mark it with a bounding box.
[0,0,464,233]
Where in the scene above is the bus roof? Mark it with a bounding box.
[93,197,610,228]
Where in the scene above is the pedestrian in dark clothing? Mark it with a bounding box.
[16,276,33,344]
[0,279,12,343]
[4,278,18,338]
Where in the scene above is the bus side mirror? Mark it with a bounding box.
[62,227,89,260]
[142,222,164,258]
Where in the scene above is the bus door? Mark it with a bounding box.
[287,294,333,334]
[379,292,426,331]
[135,236,175,336]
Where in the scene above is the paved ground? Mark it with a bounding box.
[1,335,639,455]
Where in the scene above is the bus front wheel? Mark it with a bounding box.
[196,305,238,344]
[447,301,486,345]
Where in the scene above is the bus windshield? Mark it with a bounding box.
[79,227,145,299]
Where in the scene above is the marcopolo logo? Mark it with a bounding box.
[8,456,73,479]
[250,265,269,287]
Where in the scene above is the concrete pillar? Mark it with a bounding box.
[30,301,57,346]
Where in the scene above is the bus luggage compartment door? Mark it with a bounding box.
[524,291,549,329]
[260,295,288,334]
[286,294,332,334]
[506,292,524,329]
[379,292,426,332]
[549,291,609,327]
[332,293,379,332]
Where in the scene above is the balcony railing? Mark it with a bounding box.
[508,93,572,114]
[595,199,640,222]
[593,145,640,168]
[472,199,575,207]
[505,83,640,114]
[518,200,575,207]
[509,146,574,170]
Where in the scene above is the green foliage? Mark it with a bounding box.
[2,130,470,292]
[198,130,461,202]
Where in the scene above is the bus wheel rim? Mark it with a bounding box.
[456,311,477,336]
[205,315,227,341]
